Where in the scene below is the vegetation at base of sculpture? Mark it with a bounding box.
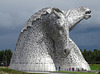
[0,66,100,74]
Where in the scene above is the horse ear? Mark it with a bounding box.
[53,10,61,19]
[52,8,63,13]
[52,8,64,19]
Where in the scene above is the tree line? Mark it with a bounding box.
[0,49,100,66]
[80,49,100,64]
[0,49,12,66]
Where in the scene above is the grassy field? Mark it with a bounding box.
[0,64,100,74]
[90,64,100,70]
[0,67,44,74]
[55,71,99,74]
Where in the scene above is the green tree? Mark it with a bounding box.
[0,50,5,66]
[4,49,12,66]
[80,49,100,64]
[87,50,92,63]
[93,49,100,63]
[83,49,88,61]
[0,49,12,66]
[92,49,98,63]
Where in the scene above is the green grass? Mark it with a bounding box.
[90,64,100,70]
[0,67,45,74]
[0,64,100,74]
[56,71,99,74]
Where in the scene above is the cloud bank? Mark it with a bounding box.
[0,0,100,51]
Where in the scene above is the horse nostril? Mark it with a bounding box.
[85,10,91,14]
[64,49,66,53]
[89,10,91,13]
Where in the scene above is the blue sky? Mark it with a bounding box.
[0,0,100,51]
